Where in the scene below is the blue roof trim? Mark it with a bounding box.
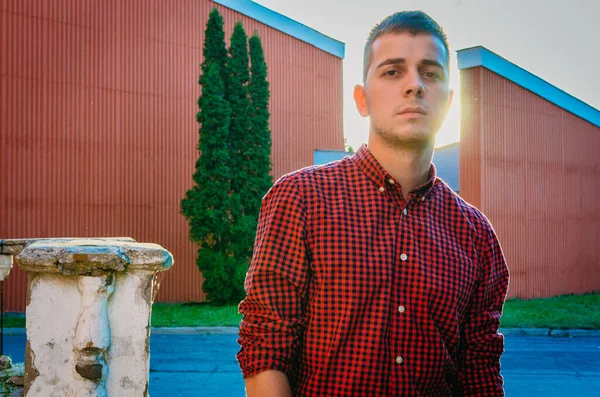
[457,46,600,128]
[212,0,345,59]
[314,149,351,165]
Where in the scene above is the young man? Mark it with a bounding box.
[237,11,510,397]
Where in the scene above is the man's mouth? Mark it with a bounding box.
[398,106,427,116]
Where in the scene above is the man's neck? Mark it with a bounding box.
[366,136,435,201]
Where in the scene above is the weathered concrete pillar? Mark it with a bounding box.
[14,238,173,397]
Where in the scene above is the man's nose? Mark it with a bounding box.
[403,71,425,98]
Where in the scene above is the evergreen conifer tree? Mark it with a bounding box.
[181,8,239,304]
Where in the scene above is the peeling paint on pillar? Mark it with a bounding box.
[137,273,154,306]
[26,273,38,307]
[24,339,39,395]
[75,363,104,381]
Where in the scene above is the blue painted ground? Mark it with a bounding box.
[4,333,600,396]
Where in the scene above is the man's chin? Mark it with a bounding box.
[374,127,436,149]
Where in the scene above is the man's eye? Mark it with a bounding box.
[384,70,397,76]
[424,71,440,79]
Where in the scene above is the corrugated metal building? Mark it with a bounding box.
[1,0,345,311]
[459,46,600,299]
[4,2,598,309]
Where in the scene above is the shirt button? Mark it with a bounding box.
[400,253,408,261]
[402,208,408,215]
[388,179,395,184]
[398,305,405,313]
[421,196,426,201]
[396,356,403,364]
[379,186,385,192]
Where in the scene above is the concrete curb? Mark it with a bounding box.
[500,328,551,337]
[151,326,240,335]
[4,327,600,337]
[2,327,241,336]
[3,329,25,336]
[500,328,600,337]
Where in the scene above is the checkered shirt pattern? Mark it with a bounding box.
[237,144,510,396]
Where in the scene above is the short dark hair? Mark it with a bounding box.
[363,11,449,83]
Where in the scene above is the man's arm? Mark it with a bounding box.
[245,370,292,397]
[456,217,510,397]
[237,176,309,396]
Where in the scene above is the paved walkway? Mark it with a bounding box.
[4,332,600,396]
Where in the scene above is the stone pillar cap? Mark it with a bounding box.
[15,238,173,275]
[1,237,136,256]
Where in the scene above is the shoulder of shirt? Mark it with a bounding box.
[269,156,353,193]
[436,180,496,241]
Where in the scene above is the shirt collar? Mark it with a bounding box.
[350,144,438,198]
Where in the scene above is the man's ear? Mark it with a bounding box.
[353,84,369,117]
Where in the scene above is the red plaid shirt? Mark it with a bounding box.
[237,145,510,396]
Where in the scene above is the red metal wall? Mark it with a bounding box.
[0,0,344,311]
[460,67,600,299]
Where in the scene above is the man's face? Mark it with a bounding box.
[354,32,454,148]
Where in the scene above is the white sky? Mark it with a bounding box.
[253,0,600,149]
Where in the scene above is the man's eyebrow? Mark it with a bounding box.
[420,59,445,71]
[375,58,405,69]
[375,58,446,72]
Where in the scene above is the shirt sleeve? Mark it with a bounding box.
[456,216,510,396]
[236,176,310,379]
